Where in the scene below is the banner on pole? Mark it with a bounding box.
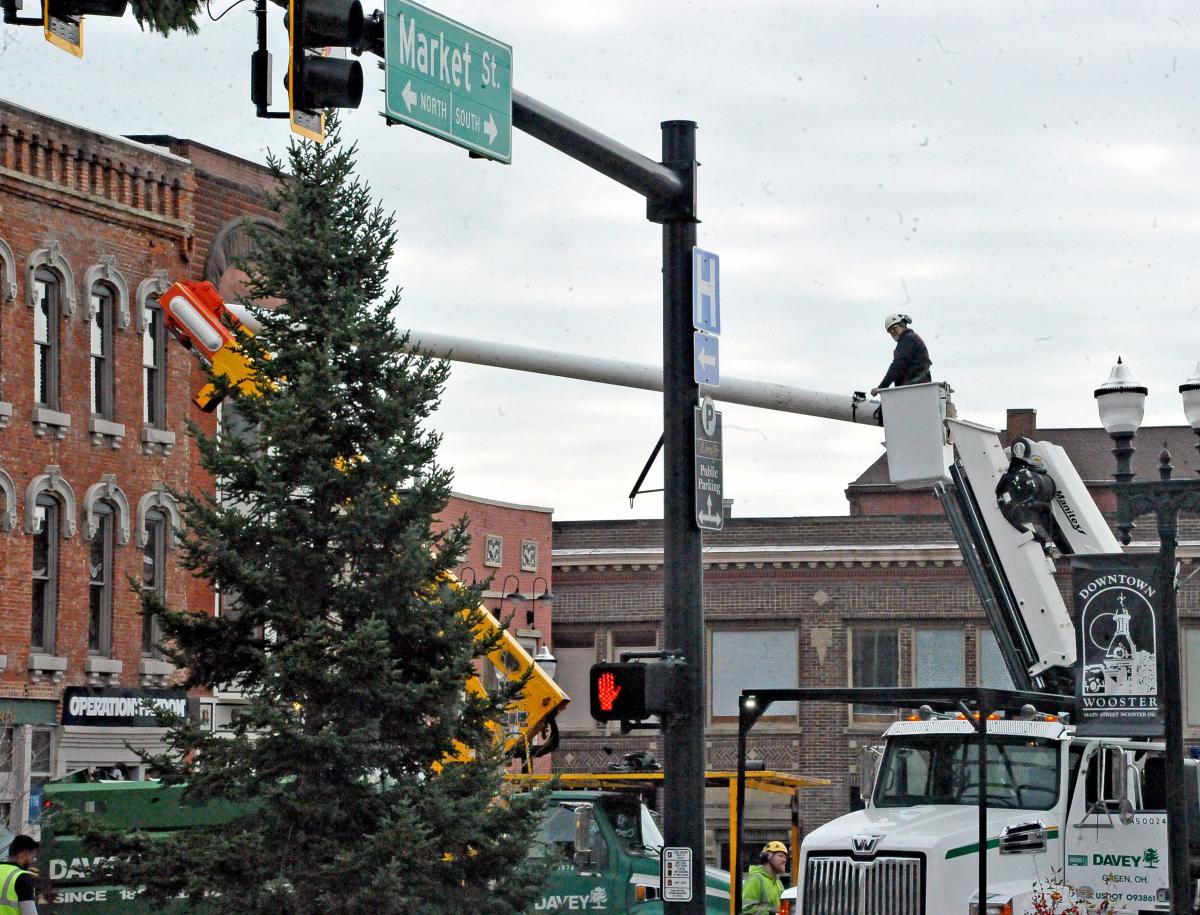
[1071,554,1163,737]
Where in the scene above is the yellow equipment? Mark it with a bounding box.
[160,283,570,766]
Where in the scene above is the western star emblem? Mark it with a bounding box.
[851,834,882,855]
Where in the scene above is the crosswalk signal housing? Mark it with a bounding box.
[286,0,364,142]
[589,663,648,722]
[42,0,126,57]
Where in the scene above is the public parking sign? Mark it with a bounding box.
[383,0,513,162]
[695,397,724,531]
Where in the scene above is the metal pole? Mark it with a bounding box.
[512,90,685,201]
[1155,499,1189,915]
[734,703,749,915]
[1116,448,1197,915]
[978,706,988,915]
[659,118,705,915]
[402,330,883,427]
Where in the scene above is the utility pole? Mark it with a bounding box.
[656,120,705,914]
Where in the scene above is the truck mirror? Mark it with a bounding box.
[573,803,594,867]
[1113,748,1135,825]
[859,745,883,804]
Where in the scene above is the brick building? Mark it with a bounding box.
[549,408,1200,868]
[439,492,556,772]
[0,99,274,831]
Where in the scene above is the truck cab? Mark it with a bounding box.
[794,715,1185,914]
[530,790,730,914]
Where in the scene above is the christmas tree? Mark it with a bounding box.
[77,118,548,914]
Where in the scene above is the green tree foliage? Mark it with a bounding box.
[129,0,204,36]
[73,117,548,913]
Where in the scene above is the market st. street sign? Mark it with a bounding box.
[383,0,513,162]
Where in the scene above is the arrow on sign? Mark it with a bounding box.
[483,114,499,146]
[401,80,417,113]
[697,349,717,371]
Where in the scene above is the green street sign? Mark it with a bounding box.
[383,0,512,163]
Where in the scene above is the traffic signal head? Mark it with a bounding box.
[286,0,363,139]
[589,663,647,722]
[42,0,127,57]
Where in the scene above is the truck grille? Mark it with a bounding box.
[802,854,923,915]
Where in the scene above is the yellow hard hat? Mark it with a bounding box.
[762,841,788,855]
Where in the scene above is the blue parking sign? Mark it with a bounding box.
[692,247,720,334]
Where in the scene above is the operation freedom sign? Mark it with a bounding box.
[61,686,188,728]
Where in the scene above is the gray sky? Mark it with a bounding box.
[6,2,1200,519]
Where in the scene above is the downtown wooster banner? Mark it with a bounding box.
[1071,554,1165,737]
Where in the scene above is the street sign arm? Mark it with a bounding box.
[511,90,684,202]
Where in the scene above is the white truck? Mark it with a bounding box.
[789,384,1198,915]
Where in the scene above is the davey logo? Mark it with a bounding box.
[851,834,882,855]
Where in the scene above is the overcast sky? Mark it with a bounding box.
[5,2,1200,520]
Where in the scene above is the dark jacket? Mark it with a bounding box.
[879,328,931,389]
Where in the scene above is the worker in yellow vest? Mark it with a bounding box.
[742,840,788,915]
[0,834,40,915]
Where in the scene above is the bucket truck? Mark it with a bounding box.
[790,383,1200,915]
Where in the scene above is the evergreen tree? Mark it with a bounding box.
[78,118,548,913]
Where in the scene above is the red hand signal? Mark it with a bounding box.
[597,671,622,712]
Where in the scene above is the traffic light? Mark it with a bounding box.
[31,0,127,57]
[286,0,364,142]
[589,663,647,722]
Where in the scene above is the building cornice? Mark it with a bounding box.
[552,540,1200,573]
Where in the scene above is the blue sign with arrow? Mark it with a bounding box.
[693,332,719,386]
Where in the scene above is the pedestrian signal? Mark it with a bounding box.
[589,663,647,722]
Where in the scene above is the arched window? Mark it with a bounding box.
[89,501,115,655]
[0,237,15,304]
[142,507,168,655]
[90,283,116,421]
[0,467,14,533]
[31,494,61,652]
[33,269,62,410]
[143,296,166,429]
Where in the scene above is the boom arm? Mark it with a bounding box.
[881,385,1121,696]
[160,282,570,761]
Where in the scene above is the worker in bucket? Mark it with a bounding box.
[870,313,932,395]
[742,840,788,915]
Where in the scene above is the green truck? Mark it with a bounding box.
[37,777,731,913]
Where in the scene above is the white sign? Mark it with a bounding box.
[662,846,693,902]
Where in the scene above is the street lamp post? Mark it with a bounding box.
[1096,358,1200,915]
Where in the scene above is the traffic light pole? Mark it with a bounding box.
[511,94,706,914]
[658,120,705,914]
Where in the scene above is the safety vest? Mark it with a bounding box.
[0,862,29,915]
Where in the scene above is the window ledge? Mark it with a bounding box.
[89,417,126,449]
[32,407,71,440]
[28,652,68,684]
[141,426,176,456]
[139,658,175,687]
[0,401,11,429]
[85,656,123,685]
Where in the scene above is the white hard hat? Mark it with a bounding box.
[884,313,910,331]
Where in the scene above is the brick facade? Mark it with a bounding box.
[0,99,274,825]
[437,492,555,772]
[551,412,1200,868]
